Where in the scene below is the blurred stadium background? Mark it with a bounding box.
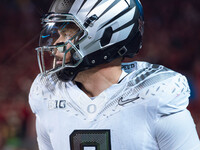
[0,0,200,149]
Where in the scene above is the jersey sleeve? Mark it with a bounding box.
[149,72,200,149]
[155,73,190,116]
[155,109,200,150]
[36,114,54,150]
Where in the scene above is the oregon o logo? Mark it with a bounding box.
[87,104,96,113]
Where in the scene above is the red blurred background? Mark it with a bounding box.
[0,0,200,149]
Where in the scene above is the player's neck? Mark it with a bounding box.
[74,58,122,97]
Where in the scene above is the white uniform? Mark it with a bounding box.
[29,61,200,150]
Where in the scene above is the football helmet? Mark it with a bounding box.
[35,0,144,81]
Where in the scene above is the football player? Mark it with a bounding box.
[29,0,200,149]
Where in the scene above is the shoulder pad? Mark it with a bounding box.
[156,73,190,116]
[29,74,58,113]
[29,74,45,114]
[125,62,190,116]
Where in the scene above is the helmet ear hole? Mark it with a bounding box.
[100,27,113,47]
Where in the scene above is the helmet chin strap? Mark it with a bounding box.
[56,43,124,82]
[56,66,90,82]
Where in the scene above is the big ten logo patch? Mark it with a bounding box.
[121,61,137,73]
[48,100,66,110]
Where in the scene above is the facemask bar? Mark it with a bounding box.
[35,13,88,76]
[36,40,84,75]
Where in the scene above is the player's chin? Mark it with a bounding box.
[55,59,70,68]
[55,56,70,64]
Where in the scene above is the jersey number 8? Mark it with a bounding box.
[70,130,111,150]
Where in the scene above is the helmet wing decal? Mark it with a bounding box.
[76,0,87,14]
[98,0,122,19]
[98,6,135,31]
[86,0,104,16]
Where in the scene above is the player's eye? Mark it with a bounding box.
[48,48,57,56]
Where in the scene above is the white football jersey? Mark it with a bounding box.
[29,61,200,150]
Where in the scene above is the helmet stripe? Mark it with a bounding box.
[76,0,87,14]
[114,7,139,33]
[98,0,121,19]
[135,0,144,19]
[86,0,104,16]
[98,5,133,30]
[98,0,135,31]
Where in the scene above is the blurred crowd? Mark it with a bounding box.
[0,0,199,149]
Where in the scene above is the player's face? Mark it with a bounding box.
[36,20,85,75]
[52,24,79,66]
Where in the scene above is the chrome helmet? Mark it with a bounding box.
[35,0,144,81]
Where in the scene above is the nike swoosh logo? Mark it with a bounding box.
[41,34,50,38]
[118,97,140,106]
